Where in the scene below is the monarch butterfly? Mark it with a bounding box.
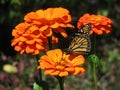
[64,24,91,55]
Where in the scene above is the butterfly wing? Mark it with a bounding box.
[65,24,91,55]
[68,35,91,54]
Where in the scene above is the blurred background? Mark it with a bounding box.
[0,0,120,90]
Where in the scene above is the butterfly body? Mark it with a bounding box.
[64,24,91,55]
[76,24,91,36]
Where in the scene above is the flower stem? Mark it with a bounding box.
[56,76,64,90]
[48,37,52,50]
[93,33,96,54]
[36,55,43,85]
[93,63,97,90]
[93,34,97,90]
[38,68,42,82]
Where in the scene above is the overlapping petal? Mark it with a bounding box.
[11,22,48,55]
[24,7,74,38]
[38,49,85,77]
[11,7,73,55]
[77,13,112,35]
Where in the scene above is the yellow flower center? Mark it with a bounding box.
[55,53,69,66]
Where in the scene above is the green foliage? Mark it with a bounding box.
[87,54,101,68]
[33,82,43,90]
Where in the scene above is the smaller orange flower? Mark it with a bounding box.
[11,23,48,55]
[77,13,112,35]
[38,49,85,77]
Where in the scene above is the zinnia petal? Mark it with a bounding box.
[11,7,74,55]
[72,55,85,65]
[73,66,86,75]
[59,71,68,77]
[77,13,112,35]
[37,49,86,77]
[54,28,68,38]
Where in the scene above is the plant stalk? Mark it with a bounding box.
[57,76,64,90]
[48,37,52,50]
[93,34,97,90]
[36,55,43,84]
[93,62,97,90]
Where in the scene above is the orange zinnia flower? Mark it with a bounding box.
[11,23,48,55]
[77,13,112,35]
[24,7,74,38]
[38,49,85,77]
[11,7,74,55]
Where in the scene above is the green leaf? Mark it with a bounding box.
[36,80,50,90]
[97,9,109,16]
[33,82,43,90]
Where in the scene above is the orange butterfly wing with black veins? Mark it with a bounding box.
[64,24,91,55]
